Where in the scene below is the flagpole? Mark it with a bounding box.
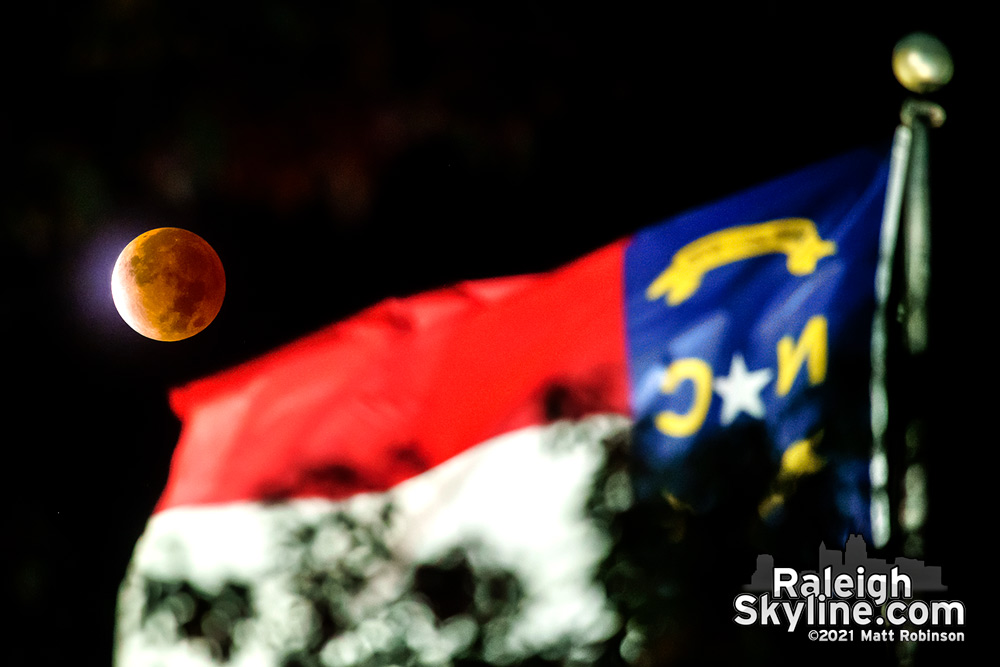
[900,96,946,356]
[871,33,951,562]
[870,122,910,551]
[869,32,951,667]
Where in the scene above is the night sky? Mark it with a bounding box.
[2,2,986,664]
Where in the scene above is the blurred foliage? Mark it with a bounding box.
[127,422,894,666]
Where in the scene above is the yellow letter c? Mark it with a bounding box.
[655,358,713,437]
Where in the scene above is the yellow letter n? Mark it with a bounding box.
[776,315,828,397]
[655,358,713,437]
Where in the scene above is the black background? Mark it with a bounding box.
[1,2,986,664]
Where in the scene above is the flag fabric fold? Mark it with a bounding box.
[158,238,631,511]
[116,147,890,666]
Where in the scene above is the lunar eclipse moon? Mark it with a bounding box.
[111,227,226,341]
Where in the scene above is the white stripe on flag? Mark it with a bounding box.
[116,415,630,666]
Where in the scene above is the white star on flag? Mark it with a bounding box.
[712,353,773,425]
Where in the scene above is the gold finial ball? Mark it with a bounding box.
[892,32,954,94]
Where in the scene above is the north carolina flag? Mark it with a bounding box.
[116,148,889,666]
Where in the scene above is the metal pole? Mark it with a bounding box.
[870,123,911,551]
[871,33,951,557]
[897,98,945,566]
[901,98,946,357]
[885,32,951,667]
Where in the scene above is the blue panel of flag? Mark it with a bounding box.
[624,148,890,540]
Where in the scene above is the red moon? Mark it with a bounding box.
[111,228,226,341]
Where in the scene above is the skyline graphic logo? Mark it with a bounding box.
[733,535,965,643]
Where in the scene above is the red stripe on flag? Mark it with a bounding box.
[156,240,631,512]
